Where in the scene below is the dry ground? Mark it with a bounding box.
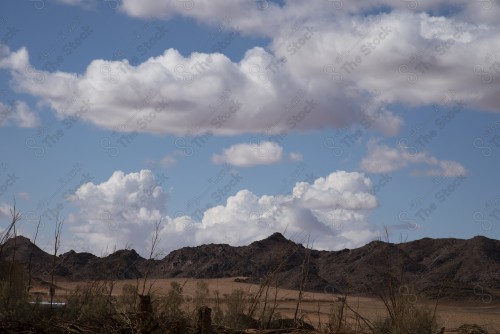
[37,277,500,333]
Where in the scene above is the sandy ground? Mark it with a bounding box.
[36,277,500,332]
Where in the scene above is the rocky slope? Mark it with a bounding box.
[1,233,499,301]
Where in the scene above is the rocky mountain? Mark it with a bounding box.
[1,233,499,301]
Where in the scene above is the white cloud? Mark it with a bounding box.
[0,45,29,72]
[0,16,396,138]
[162,169,379,251]
[55,0,96,9]
[288,152,303,162]
[159,155,177,168]
[66,169,379,255]
[0,203,14,239]
[0,100,40,128]
[1,9,499,138]
[417,160,468,177]
[118,0,288,33]
[0,203,11,220]
[360,139,467,177]
[212,141,284,167]
[116,1,500,30]
[67,170,168,254]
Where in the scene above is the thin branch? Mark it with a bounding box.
[343,298,375,331]
[50,216,64,307]
[28,217,42,291]
[141,219,161,295]
[294,234,310,322]
[0,200,21,258]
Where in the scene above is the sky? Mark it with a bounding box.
[0,0,499,257]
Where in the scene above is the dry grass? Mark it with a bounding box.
[41,277,500,333]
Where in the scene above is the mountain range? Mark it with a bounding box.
[1,233,499,301]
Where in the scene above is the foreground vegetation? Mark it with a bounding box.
[1,278,496,334]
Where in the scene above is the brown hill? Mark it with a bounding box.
[1,233,499,301]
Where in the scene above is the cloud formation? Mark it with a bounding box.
[67,169,379,255]
[67,170,168,253]
[288,152,303,162]
[0,203,11,220]
[2,7,499,134]
[159,155,177,168]
[117,1,500,30]
[360,139,467,177]
[0,100,40,128]
[55,0,96,9]
[212,141,286,167]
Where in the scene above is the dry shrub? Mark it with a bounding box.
[161,281,186,319]
[372,306,439,334]
[155,281,190,333]
[212,289,224,325]
[64,281,116,326]
[327,297,349,332]
[0,281,43,323]
[193,280,209,310]
[119,283,138,313]
[223,288,253,329]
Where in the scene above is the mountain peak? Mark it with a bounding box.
[107,248,142,260]
[5,235,32,245]
[266,232,288,242]
[248,232,295,250]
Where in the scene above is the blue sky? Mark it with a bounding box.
[0,0,499,256]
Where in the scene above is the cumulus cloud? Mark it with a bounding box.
[212,141,284,167]
[162,169,379,251]
[360,139,467,177]
[1,8,499,138]
[0,100,40,128]
[67,169,379,255]
[0,45,29,72]
[162,171,378,249]
[67,170,169,254]
[118,0,288,33]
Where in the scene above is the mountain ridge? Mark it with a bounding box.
[1,233,499,301]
